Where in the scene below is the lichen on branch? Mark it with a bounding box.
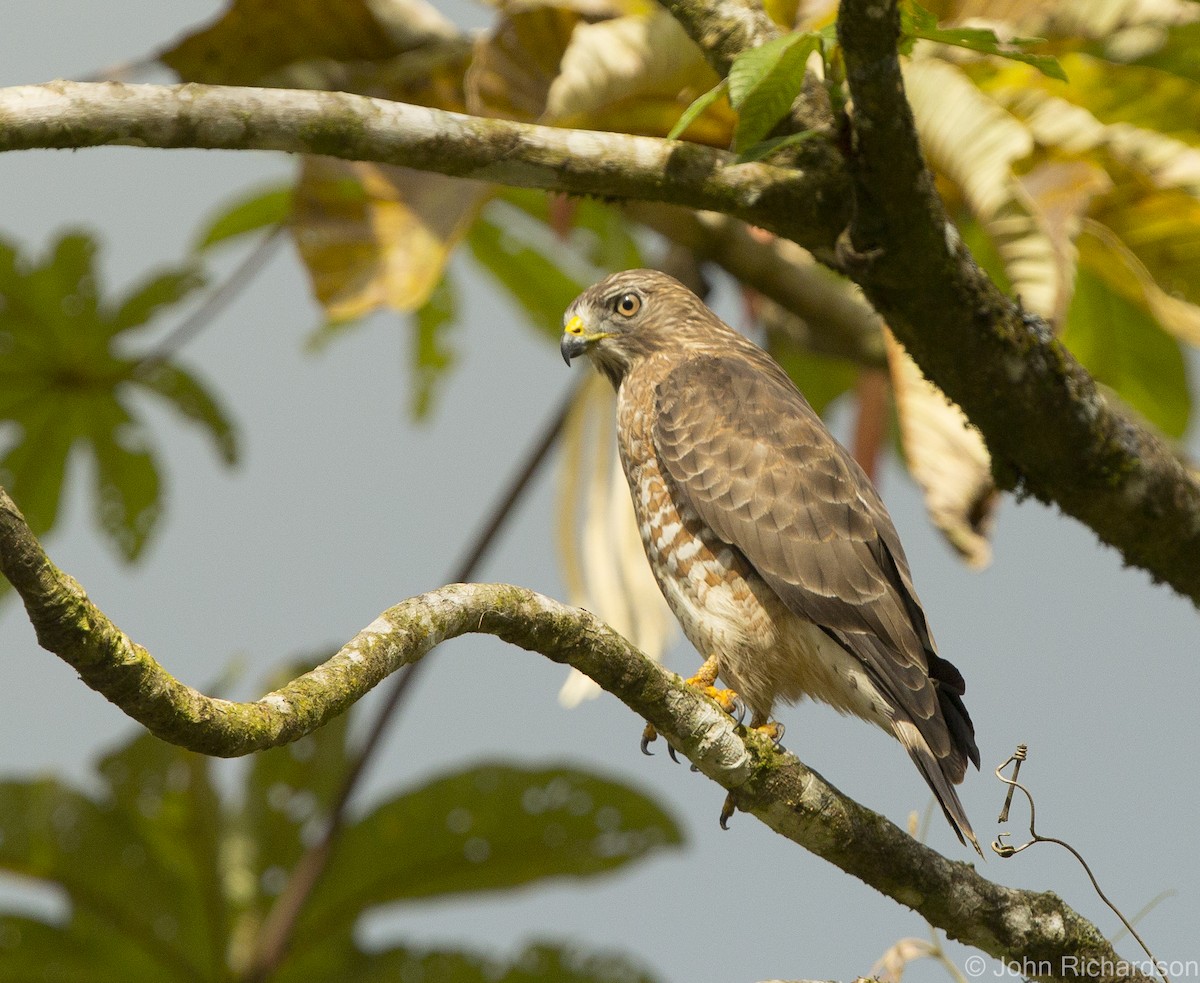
[0,485,1156,982]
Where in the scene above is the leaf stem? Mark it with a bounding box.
[243,376,582,980]
[135,225,286,372]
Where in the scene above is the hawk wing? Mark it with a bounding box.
[651,353,978,780]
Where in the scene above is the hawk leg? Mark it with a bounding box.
[685,654,743,717]
[719,717,785,830]
[639,654,745,758]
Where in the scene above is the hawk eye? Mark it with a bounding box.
[614,293,641,318]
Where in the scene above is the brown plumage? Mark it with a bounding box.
[561,269,981,853]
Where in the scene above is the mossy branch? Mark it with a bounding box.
[0,485,1153,982]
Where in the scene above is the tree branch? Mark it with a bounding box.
[0,484,1151,982]
[2,76,1197,604]
[832,0,1200,604]
[0,80,835,253]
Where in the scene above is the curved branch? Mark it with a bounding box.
[0,485,1156,982]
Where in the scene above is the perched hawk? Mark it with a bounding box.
[560,269,981,853]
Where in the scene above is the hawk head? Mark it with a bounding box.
[561,269,729,386]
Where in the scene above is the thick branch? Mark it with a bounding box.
[0,486,1155,983]
[1,66,1200,601]
[0,80,834,253]
[833,0,1200,604]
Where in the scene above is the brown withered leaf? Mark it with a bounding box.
[886,331,998,568]
[291,158,488,323]
[466,2,733,145]
[465,5,586,121]
[160,0,457,85]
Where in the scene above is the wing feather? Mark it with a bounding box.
[651,353,980,782]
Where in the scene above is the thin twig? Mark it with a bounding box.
[135,225,287,373]
[993,747,1169,983]
[244,376,582,981]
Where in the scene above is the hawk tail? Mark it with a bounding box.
[893,718,983,857]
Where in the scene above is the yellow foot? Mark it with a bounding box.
[749,720,786,749]
[684,655,745,720]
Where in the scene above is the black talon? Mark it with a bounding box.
[667,744,680,764]
[640,722,661,755]
[719,793,736,830]
[730,697,746,724]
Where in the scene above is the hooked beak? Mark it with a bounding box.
[560,314,605,365]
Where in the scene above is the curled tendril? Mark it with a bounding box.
[992,746,1169,983]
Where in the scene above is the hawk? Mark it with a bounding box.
[560,269,981,853]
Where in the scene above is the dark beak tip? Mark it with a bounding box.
[560,335,584,366]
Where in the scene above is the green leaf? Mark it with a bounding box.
[0,231,231,553]
[112,268,206,333]
[495,189,644,273]
[0,741,226,982]
[294,763,683,944]
[412,272,459,420]
[727,32,820,153]
[195,185,293,251]
[1060,267,1191,439]
[0,716,680,982]
[334,941,662,983]
[88,401,163,561]
[769,341,859,417]
[136,363,240,465]
[94,734,228,981]
[0,911,177,983]
[899,0,1066,80]
[667,79,728,140]
[734,129,818,163]
[467,208,587,338]
[0,394,79,536]
[1124,20,1200,84]
[241,656,354,909]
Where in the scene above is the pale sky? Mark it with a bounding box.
[1,3,1198,981]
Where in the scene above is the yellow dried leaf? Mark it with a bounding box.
[935,0,1198,40]
[1020,160,1113,325]
[556,374,675,706]
[1079,219,1200,346]
[997,81,1200,197]
[546,11,715,122]
[872,936,938,983]
[291,158,487,322]
[886,331,997,568]
[906,59,1062,318]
